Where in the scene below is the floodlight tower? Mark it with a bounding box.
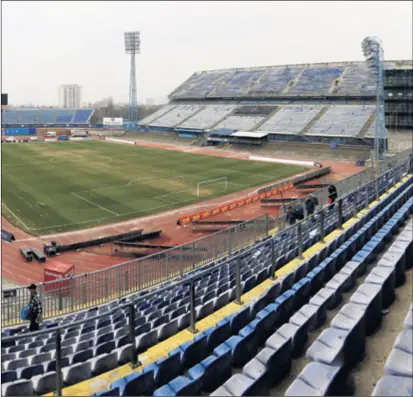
[361,36,387,161]
[124,31,140,122]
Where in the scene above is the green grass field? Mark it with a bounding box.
[1,141,306,235]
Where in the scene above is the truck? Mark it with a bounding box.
[71,129,88,137]
[46,131,56,137]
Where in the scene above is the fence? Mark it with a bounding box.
[2,158,412,396]
[1,149,412,327]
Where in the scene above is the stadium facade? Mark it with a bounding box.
[138,60,412,148]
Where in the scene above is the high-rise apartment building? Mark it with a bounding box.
[58,85,82,108]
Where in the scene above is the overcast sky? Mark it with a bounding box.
[2,1,412,106]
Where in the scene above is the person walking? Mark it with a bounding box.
[305,195,316,217]
[328,184,338,212]
[27,284,42,332]
[285,206,297,226]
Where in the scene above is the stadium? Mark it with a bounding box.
[1,25,413,397]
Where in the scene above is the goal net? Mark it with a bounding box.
[197,177,228,197]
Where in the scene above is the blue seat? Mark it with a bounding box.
[214,332,256,367]
[94,387,120,396]
[285,362,349,396]
[275,290,295,324]
[111,370,155,396]
[188,350,232,392]
[153,375,201,396]
[229,307,251,334]
[142,351,182,388]
[169,335,208,369]
[19,364,44,379]
[1,371,17,384]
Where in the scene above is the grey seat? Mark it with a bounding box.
[90,352,118,376]
[30,352,52,366]
[372,375,413,396]
[62,361,92,386]
[6,358,29,371]
[32,371,57,395]
[1,379,34,396]
[116,344,133,365]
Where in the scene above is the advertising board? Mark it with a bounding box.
[103,117,123,126]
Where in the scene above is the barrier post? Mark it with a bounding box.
[128,304,139,368]
[353,189,359,219]
[58,288,63,312]
[192,242,196,270]
[54,328,63,397]
[118,268,122,299]
[297,222,304,259]
[338,199,344,230]
[365,184,370,209]
[319,209,325,243]
[375,174,380,201]
[235,258,243,305]
[180,248,184,278]
[82,283,87,305]
[270,238,277,280]
[104,277,109,299]
[124,270,129,293]
[188,281,198,334]
[228,228,232,255]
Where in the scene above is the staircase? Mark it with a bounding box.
[209,108,238,130]
[357,112,376,138]
[329,67,348,94]
[174,106,206,128]
[243,69,270,95]
[251,106,283,131]
[300,106,329,135]
[282,68,306,95]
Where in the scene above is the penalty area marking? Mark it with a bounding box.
[70,192,119,216]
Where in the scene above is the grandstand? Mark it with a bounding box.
[138,60,412,149]
[1,151,412,396]
[1,108,94,127]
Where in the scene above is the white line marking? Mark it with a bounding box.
[1,203,31,231]
[70,192,119,216]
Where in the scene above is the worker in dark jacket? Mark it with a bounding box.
[27,284,42,332]
[328,185,338,211]
[285,206,297,226]
[305,195,317,217]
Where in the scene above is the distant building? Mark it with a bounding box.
[59,85,82,108]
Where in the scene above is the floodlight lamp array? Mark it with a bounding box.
[124,31,141,54]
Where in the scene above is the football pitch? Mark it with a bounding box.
[1,141,307,235]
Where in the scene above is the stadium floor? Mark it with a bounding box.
[2,140,305,235]
[47,176,410,396]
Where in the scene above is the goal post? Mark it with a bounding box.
[197,177,228,197]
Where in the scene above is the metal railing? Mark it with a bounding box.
[2,160,412,396]
[2,148,412,327]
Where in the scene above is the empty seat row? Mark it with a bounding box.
[286,214,412,396]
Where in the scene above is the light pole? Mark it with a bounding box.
[362,37,387,161]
